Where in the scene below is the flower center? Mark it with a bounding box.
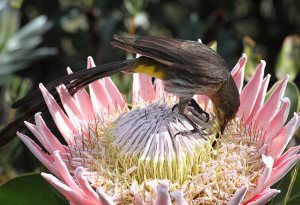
[67,102,262,204]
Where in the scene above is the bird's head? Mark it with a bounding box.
[211,76,240,134]
[214,105,238,134]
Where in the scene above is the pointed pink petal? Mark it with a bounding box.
[266,113,299,160]
[53,151,83,195]
[231,54,247,93]
[264,98,290,145]
[227,186,247,205]
[96,188,115,205]
[34,113,66,154]
[87,56,113,116]
[17,132,57,175]
[39,83,78,144]
[245,189,280,205]
[246,75,270,123]
[86,56,125,114]
[24,121,50,152]
[57,84,84,126]
[237,61,265,120]
[74,167,99,201]
[67,67,96,120]
[154,183,171,205]
[74,90,96,120]
[265,154,300,188]
[251,155,273,197]
[170,191,189,205]
[132,73,155,105]
[274,145,300,167]
[41,173,95,205]
[103,77,128,112]
[251,76,289,131]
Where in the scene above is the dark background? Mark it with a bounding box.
[19,0,300,85]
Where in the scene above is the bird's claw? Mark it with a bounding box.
[188,99,210,122]
[172,104,178,112]
[173,113,208,140]
[172,99,210,123]
[174,127,201,137]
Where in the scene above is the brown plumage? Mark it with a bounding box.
[112,35,240,132]
[0,35,240,146]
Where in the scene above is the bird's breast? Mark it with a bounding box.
[132,64,165,79]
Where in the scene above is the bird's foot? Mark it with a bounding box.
[188,99,209,122]
[172,99,209,122]
[174,113,208,140]
[172,103,179,112]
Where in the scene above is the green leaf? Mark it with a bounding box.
[10,15,52,43]
[265,81,300,122]
[268,164,300,205]
[288,163,300,204]
[0,174,68,205]
[275,35,300,81]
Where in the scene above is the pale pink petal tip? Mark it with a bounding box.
[252,155,273,196]
[265,153,300,189]
[274,145,300,167]
[227,186,247,205]
[67,66,96,119]
[267,113,299,160]
[96,188,115,205]
[87,56,96,68]
[237,61,265,119]
[231,54,247,92]
[74,167,99,202]
[17,132,57,175]
[41,172,87,205]
[263,97,290,144]
[66,67,72,74]
[252,75,289,130]
[154,183,172,205]
[170,191,189,205]
[34,112,66,154]
[246,189,280,205]
[39,83,78,144]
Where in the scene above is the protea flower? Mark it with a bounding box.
[17,54,300,205]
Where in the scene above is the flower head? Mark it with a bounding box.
[18,54,300,205]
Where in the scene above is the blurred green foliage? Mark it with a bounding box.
[0,0,56,185]
[0,0,299,204]
[0,0,56,83]
[275,35,300,81]
[0,174,68,205]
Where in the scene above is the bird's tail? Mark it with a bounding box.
[12,60,132,108]
[0,59,133,146]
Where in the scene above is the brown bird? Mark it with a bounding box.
[0,35,240,146]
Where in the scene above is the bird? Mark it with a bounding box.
[0,34,240,146]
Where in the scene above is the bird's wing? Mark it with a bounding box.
[112,35,229,84]
[177,41,230,83]
[112,35,186,66]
